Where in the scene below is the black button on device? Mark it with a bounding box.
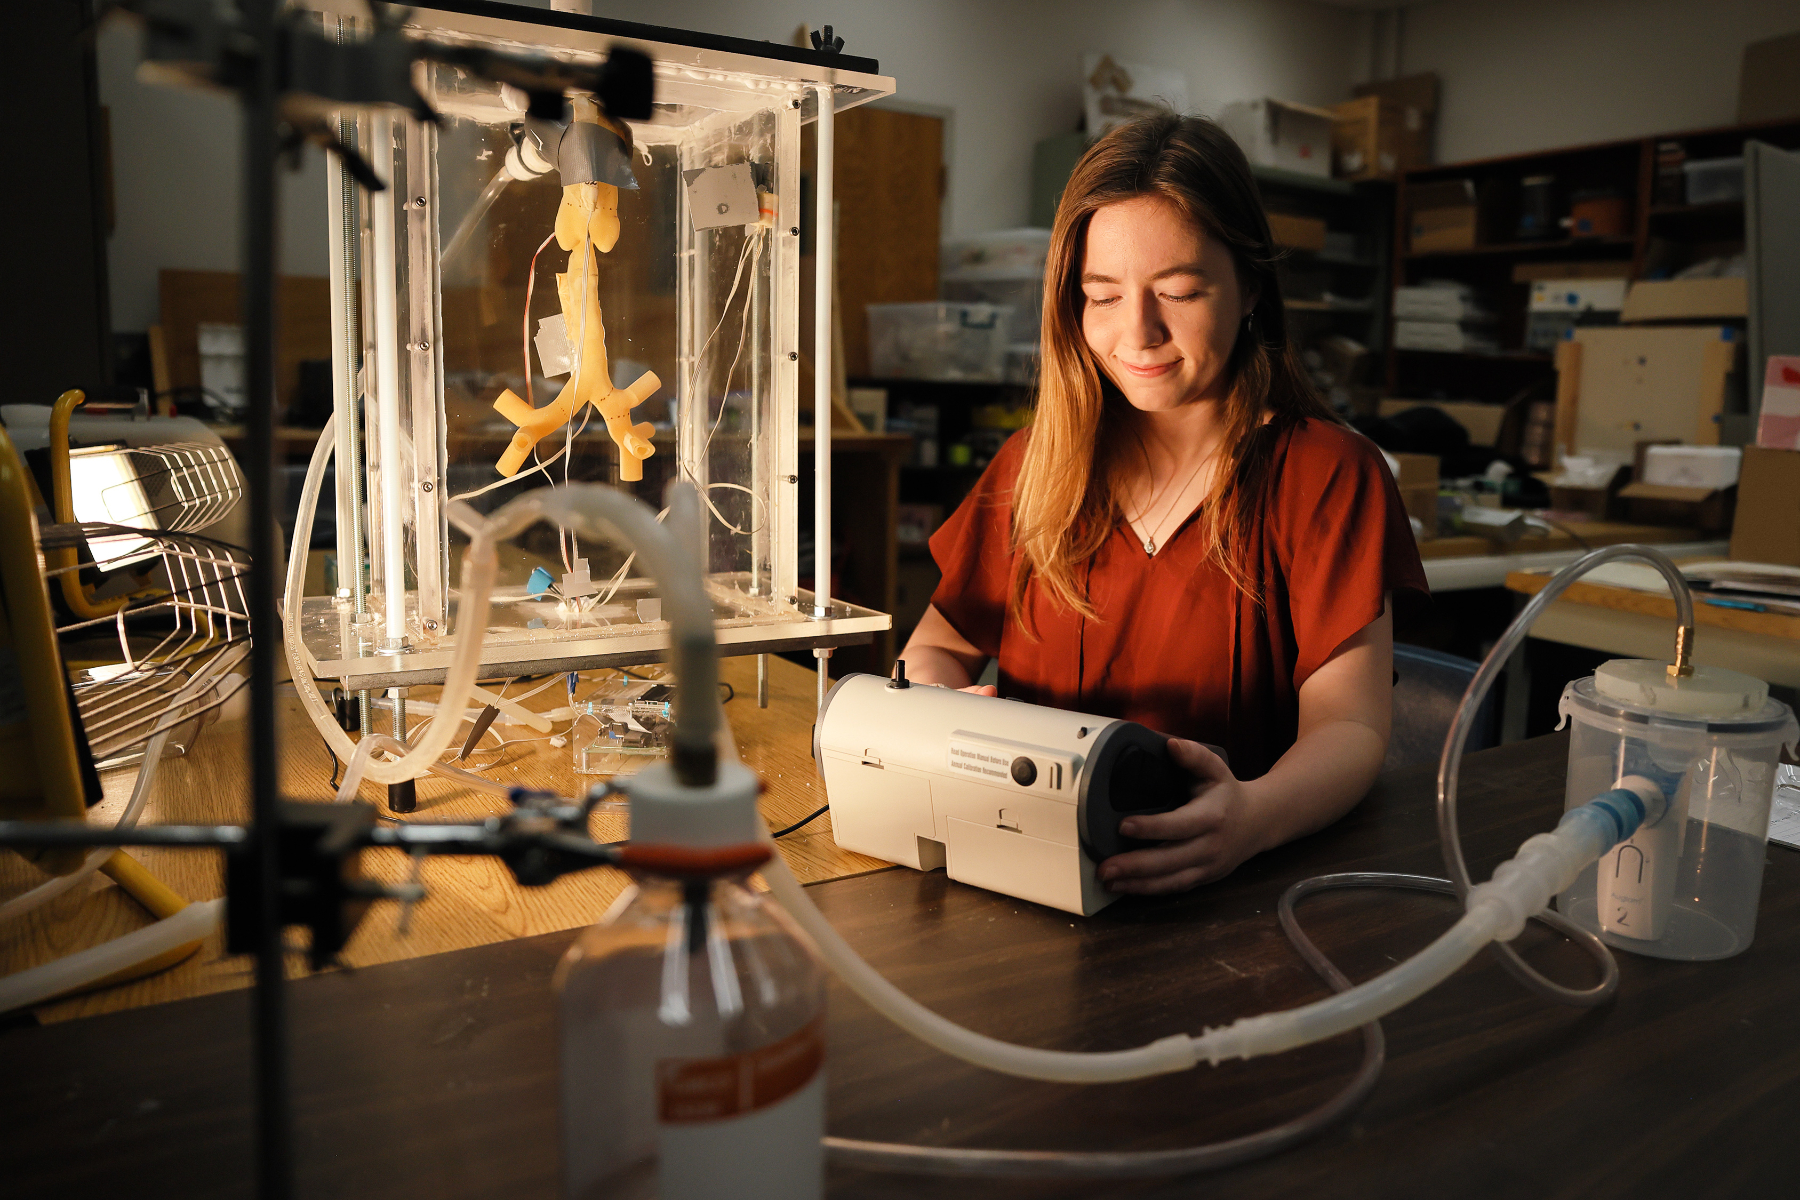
[1010,756,1037,787]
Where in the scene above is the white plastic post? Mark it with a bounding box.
[813,83,835,707]
[370,111,409,652]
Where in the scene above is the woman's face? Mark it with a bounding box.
[1079,195,1251,413]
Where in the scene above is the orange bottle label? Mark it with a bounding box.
[656,1017,825,1124]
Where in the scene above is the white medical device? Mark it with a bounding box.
[815,668,1202,915]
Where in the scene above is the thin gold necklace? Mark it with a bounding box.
[1128,453,1209,556]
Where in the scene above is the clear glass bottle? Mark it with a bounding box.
[557,867,826,1200]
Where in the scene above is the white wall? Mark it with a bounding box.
[99,0,1364,332]
[98,22,331,335]
[1401,0,1800,164]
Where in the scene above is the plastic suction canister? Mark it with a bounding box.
[1557,660,1797,960]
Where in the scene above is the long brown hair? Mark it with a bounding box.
[1009,113,1338,626]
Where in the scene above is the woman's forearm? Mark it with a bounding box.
[1242,718,1386,854]
[898,604,988,689]
[897,644,977,689]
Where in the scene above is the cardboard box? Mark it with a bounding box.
[1513,260,1633,284]
[1641,444,1742,489]
[1408,179,1477,254]
[1758,356,1800,450]
[1527,278,1627,352]
[1354,72,1439,119]
[1352,73,1437,170]
[1563,326,1739,453]
[1620,278,1748,323]
[1266,211,1327,251]
[1331,94,1431,181]
[1387,451,1440,537]
[1738,31,1800,124]
[1616,481,1735,534]
[1217,98,1337,178]
[1729,445,1800,566]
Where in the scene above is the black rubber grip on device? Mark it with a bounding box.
[1079,722,1219,861]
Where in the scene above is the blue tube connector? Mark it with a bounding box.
[1558,774,1668,853]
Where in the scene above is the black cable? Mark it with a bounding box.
[326,741,340,791]
[719,680,735,704]
[770,803,829,838]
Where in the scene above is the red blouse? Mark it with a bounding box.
[927,418,1429,780]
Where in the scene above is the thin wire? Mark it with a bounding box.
[522,231,558,408]
[687,230,767,538]
[770,804,829,839]
[449,404,593,503]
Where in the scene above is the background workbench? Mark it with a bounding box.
[0,654,882,1024]
[1505,567,1800,690]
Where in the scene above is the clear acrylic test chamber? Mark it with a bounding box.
[294,3,895,690]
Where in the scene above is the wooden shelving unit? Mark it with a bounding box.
[1252,165,1394,383]
[1386,115,1800,404]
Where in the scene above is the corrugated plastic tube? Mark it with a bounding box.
[767,776,1658,1082]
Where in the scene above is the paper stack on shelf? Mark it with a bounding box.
[1393,281,1498,354]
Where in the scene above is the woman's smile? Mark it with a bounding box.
[1120,358,1180,378]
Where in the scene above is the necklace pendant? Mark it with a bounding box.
[1144,536,1156,555]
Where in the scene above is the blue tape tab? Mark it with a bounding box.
[527,566,555,596]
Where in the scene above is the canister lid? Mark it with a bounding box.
[1593,659,1768,717]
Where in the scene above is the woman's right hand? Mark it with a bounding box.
[958,684,998,697]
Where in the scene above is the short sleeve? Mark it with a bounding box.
[1273,422,1430,686]
[926,435,1028,657]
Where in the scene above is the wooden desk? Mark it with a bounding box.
[4,734,1797,1198]
[0,655,883,1024]
[1505,568,1800,687]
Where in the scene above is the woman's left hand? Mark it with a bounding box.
[1097,738,1266,894]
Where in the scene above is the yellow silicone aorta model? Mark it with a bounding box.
[492,97,660,483]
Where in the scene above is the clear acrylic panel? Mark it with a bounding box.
[300,8,892,686]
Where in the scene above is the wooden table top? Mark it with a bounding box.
[5,733,1797,1199]
[1506,568,1800,642]
[0,654,884,1024]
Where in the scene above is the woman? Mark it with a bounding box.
[901,114,1428,896]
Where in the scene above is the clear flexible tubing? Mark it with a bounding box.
[333,731,514,803]
[285,420,721,789]
[754,545,1690,1176]
[0,638,242,922]
[284,417,495,786]
[0,899,224,1013]
[0,724,171,921]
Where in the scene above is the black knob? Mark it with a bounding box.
[387,778,417,815]
[1010,756,1037,787]
[890,659,910,689]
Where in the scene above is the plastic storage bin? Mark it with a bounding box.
[1555,662,1797,960]
[868,303,1013,381]
[940,228,1052,277]
[941,275,1042,345]
[1683,156,1745,204]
